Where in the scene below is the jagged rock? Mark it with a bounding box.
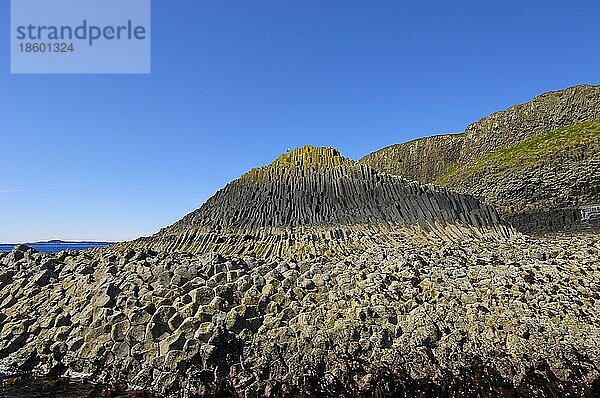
[11,244,36,259]
[0,294,17,310]
[53,314,71,328]
[168,313,184,331]
[190,286,214,305]
[33,269,56,287]
[194,322,215,343]
[146,322,170,342]
[159,332,187,356]
[0,92,599,396]
[361,85,600,181]
[92,283,120,308]
[0,271,14,290]
[359,134,465,184]
[2,237,591,396]
[78,264,94,275]
[111,320,130,342]
[40,259,57,273]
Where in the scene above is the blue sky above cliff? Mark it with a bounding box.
[1,1,600,242]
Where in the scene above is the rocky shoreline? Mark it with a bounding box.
[0,373,156,397]
[1,233,599,397]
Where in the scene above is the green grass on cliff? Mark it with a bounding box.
[437,118,600,185]
[241,145,354,182]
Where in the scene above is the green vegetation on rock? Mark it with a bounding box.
[438,118,600,185]
[359,85,600,233]
[242,145,354,182]
[123,143,512,259]
[436,119,600,220]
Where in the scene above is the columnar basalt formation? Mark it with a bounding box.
[359,134,465,184]
[360,85,600,233]
[458,84,600,164]
[124,146,512,259]
[439,119,600,233]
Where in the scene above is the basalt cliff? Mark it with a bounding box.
[123,146,512,260]
[360,85,600,233]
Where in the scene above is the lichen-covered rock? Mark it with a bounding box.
[0,236,598,397]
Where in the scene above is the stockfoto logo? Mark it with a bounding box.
[11,0,151,74]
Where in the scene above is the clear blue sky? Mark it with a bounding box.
[1,1,599,242]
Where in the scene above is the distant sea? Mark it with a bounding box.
[0,240,115,254]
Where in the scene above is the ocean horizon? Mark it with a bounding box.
[0,241,115,254]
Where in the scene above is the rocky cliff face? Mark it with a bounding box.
[458,85,600,165]
[124,145,512,259]
[440,119,600,233]
[360,85,600,233]
[359,134,464,184]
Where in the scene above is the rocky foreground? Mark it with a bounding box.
[1,234,599,397]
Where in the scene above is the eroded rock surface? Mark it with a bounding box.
[1,237,599,397]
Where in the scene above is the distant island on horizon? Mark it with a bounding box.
[2,239,116,244]
[0,240,115,254]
